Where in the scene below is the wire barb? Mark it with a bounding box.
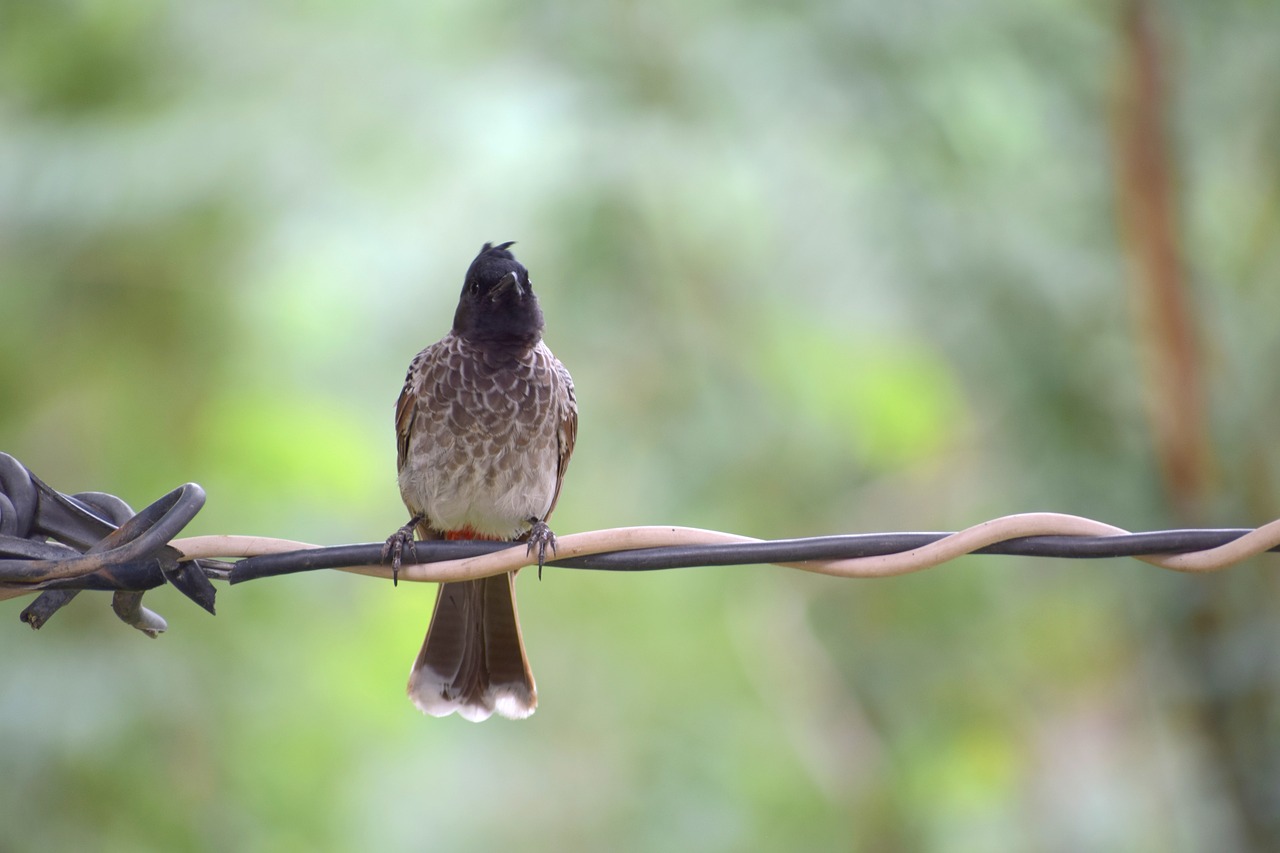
[0,453,216,632]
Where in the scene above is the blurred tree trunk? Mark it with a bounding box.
[1112,0,1210,521]
[1112,2,1278,849]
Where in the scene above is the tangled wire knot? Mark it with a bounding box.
[0,453,219,636]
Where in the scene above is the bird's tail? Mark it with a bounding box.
[406,529,537,721]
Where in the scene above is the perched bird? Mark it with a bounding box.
[385,242,577,721]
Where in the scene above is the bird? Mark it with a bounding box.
[384,241,577,721]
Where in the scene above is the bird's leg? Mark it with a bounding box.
[523,517,557,580]
[382,515,423,586]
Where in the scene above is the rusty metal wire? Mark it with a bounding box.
[2,453,1277,635]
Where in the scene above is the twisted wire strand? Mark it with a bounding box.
[192,513,1280,587]
[3,452,1278,635]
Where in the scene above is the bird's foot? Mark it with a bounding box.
[524,518,557,579]
[382,516,422,585]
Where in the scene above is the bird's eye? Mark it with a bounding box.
[468,280,479,295]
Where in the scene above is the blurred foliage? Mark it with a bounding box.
[2,0,1279,851]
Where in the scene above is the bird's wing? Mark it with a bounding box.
[395,338,451,473]
[544,350,577,521]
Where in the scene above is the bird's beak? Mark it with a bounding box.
[491,271,523,300]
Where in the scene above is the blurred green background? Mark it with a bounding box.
[2,0,1279,850]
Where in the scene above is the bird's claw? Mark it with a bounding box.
[525,520,557,579]
[382,517,421,586]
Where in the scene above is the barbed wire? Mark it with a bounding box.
[2,453,1277,635]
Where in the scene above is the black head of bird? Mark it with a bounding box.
[452,241,544,347]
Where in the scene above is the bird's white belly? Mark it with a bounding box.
[398,443,557,538]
